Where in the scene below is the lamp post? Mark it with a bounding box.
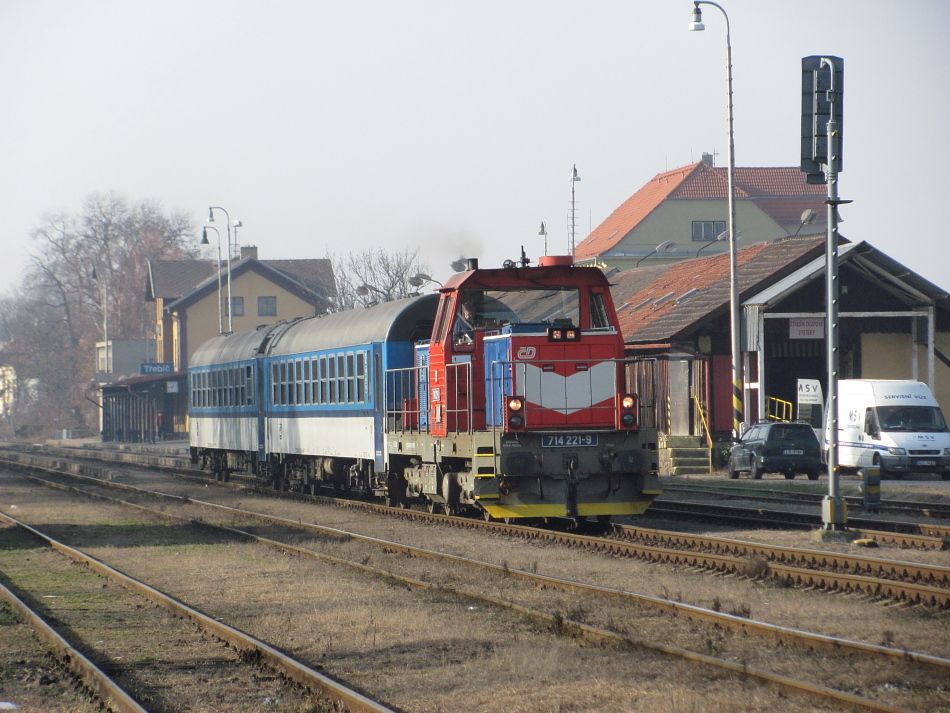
[689,0,743,439]
[233,219,243,256]
[570,165,581,258]
[208,206,233,333]
[635,240,676,267]
[91,266,109,374]
[201,225,224,335]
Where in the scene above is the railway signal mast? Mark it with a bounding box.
[801,55,849,530]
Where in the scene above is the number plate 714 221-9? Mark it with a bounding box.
[542,434,599,448]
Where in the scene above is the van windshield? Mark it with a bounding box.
[875,406,949,432]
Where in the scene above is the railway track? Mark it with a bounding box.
[3,466,944,713]
[646,501,950,547]
[3,451,949,609]
[0,510,395,713]
[0,579,146,713]
[13,443,950,548]
[660,481,950,519]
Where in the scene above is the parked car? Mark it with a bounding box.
[728,421,821,480]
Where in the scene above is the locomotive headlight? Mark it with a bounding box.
[508,414,524,429]
[621,395,635,410]
[621,413,635,427]
[508,397,523,412]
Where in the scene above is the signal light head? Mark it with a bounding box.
[508,397,523,412]
[621,395,635,410]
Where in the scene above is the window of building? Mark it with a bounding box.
[691,220,726,242]
[226,296,245,316]
[258,295,277,316]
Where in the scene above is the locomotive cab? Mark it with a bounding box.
[393,255,660,520]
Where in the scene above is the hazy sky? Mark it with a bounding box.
[2,1,948,292]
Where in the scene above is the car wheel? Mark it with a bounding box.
[727,458,740,479]
[783,470,795,480]
[750,459,762,480]
[806,468,819,481]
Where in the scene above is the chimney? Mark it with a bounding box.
[240,245,258,260]
[701,152,715,166]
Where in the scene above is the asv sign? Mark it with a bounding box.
[797,379,823,405]
[516,346,537,360]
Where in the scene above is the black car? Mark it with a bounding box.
[728,421,821,480]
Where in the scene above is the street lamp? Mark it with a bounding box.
[569,165,581,258]
[208,206,233,333]
[538,221,548,256]
[695,229,738,258]
[635,240,675,267]
[690,0,743,439]
[408,272,442,288]
[201,225,224,335]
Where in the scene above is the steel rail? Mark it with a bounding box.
[647,502,949,548]
[0,510,395,713]
[612,523,950,586]
[4,473,929,712]
[0,580,148,713]
[660,481,950,519]
[3,453,949,606]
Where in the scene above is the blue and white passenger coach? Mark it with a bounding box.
[189,295,438,491]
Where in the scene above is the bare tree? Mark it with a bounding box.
[2,193,196,435]
[329,247,432,310]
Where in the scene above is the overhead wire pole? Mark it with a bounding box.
[570,164,580,258]
[690,1,743,438]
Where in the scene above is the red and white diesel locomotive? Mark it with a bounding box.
[189,253,660,521]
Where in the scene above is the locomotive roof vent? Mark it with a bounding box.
[538,255,574,267]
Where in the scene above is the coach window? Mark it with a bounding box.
[313,357,326,404]
[356,352,366,402]
[227,368,234,406]
[271,363,279,404]
[328,357,336,403]
[346,353,355,403]
[246,365,254,405]
[337,354,347,403]
[297,360,305,405]
[277,362,286,405]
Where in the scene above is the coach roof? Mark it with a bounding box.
[266,294,439,356]
[189,322,287,368]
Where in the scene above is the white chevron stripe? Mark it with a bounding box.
[519,361,616,415]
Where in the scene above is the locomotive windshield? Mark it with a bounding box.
[456,288,580,331]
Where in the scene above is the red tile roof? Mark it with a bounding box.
[576,161,827,258]
[575,163,699,259]
[611,235,826,344]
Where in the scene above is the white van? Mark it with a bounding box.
[826,379,950,479]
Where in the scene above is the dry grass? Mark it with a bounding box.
[4,468,950,711]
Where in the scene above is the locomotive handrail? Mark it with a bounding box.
[384,361,473,435]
